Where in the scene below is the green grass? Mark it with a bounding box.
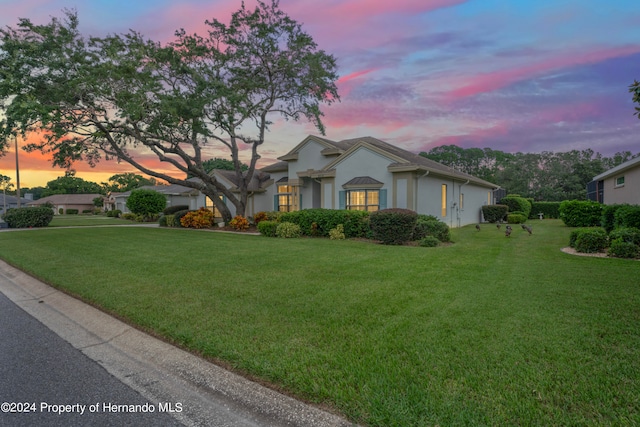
[48,214,133,227]
[0,220,638,426]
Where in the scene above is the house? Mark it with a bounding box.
[0,194,31,215]
[587,156,640,205]
[111,184,203,214]
[215,135,499,228]
[27,193,103,214]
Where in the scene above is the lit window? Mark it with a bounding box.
[277,184,293,212]
[347,190,379,211]
[441,184,447,217]
[615,176,625,187]
[206,196,223,217]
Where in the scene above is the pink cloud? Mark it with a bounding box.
[446,45,640,100]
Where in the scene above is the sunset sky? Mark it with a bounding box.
[1,0,639,188]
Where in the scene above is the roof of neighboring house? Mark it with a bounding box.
[0,194,30,205]
[277,135,499,188]
[27,194,103,205]
[592,156,640,181]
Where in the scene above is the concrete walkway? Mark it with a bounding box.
[0,260,355,427]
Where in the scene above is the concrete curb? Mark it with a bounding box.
[0,260,356,427]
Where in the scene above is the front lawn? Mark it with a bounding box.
[48,214,132,227]
[0,220,637,426]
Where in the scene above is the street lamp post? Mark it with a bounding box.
[15,136,20,208]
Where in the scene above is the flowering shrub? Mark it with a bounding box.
[253,211,269,224]
[180,208,214,228]
[229,215,250,231]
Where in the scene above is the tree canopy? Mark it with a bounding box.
[41,171,103,197]
[420,145,639,201]
[630,79,640,118]
[0,1,339,221]
[103,173,157,193]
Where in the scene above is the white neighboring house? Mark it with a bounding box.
[27,193,103,214]
[0,194,31,215]
[212,135,500,228]
[587,156,640,205]
[111,184,204,214]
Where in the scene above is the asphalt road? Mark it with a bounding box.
[0,290,184,427]
[0,260,355,427]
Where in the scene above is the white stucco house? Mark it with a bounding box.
[214,135,499,228]
[587,156,640,205]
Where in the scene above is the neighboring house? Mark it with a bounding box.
[112,184,203,214]
[0,194,31,215]
[214,135,499,228]
[27,194,103,214]
[587,156,640,205]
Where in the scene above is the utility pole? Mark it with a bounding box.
[15,136,20,208]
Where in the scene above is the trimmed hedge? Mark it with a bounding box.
[507,213,527,224]
[481,205,508,223]
[3,207,54,228]
[412,216,451,242]
[370,208,418,245]
[530,202,561,219]
[608,239,639,259]
[559,200,603,227]
[574,228,608,253]
[278,209,370,238]
[609,227,640,246]
[419,236,440,247]
[126,189,167,216]
[613,205,640,229]
[106,209,121,218]
[66,209,79,215]
[257,220,278,237]
[500,196,532,219]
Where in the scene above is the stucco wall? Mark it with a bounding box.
[602,166,640,205]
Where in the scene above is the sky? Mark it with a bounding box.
[1,0,639,188]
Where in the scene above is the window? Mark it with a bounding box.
[615,176,625,188]
[346,190,379,211]
[206,196,224,217]
[277,184,293,212]
[487,191,491,205]
[441,184,447,217]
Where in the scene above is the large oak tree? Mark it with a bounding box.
[0,1,339,221]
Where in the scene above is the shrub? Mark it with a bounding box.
[126,189,167,216]
[82,209,93,214]
[163,205,190,215]
[3,207,54,228]
[229,215,250,231]
[609,227,640,246]
[173,209,191,227]
[180,208,214,229]
[257,220,278,237]
[58,208,63,215]
[608,239,639,259]
[500,196,532,218]
[121,213,137,221]
[369,208,418,245]
[276,221,301,238]
[481,205,508,223]
[507,213,527,224]
[329,224,345,240]
[158,215,168,227]
[253,211,269,225]
[413,217,451,242]
[419,236,440,247]
[279,209,370,238]
[530,202,561,219]
[65,209,79,215]
[574,228,608,253]
[106,209,121,218]
[559,200,603,227]
[613,205,640,229]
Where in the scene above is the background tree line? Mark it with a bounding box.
[420,146,639,201]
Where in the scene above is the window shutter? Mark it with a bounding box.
[379,189,387,209]
[339,191,346,209]
[299,193,303,210]
[274,195,278,211]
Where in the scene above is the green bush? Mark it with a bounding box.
[370,208,418,245]
[122,213,137,221]
[559,200,603,227]
[158,215,168,227]
[500,196,532,218]
[3,207,54,228]
[163,205,190,215]
[613,205,640,229]
[569,228,588,248]
[574,228,608,253]
[106,209,121,218]
[507,213,527,224]
[126,189,167,216]
[276,221,301,238]
[530,202,561,219]
[66,209,79,215]
[329,224,346,240]
[82,209,93,214]
[601,204,623,233]
[412,217,451,242]
[609,227,640,246]
[607,239,639,259]
[172,209,191,228]
[278,209,370,238]
[481,204,508,223]
[419,236,440,247]
[257,220,278,237]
